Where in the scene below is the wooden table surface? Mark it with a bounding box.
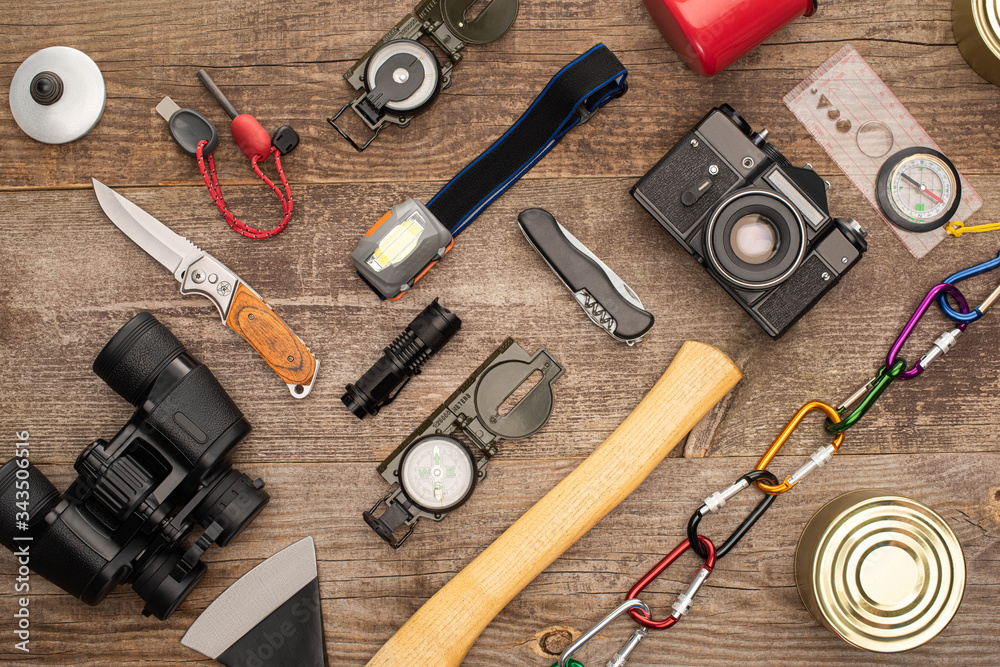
[2,1,999,665]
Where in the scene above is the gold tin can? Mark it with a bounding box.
[795,490,966,652]
[954,0,1000,85]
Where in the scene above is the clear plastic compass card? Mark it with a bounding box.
[785,44,983,259]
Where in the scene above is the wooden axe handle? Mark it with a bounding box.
[367,341,741,666]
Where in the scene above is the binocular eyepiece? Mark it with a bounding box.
[0,313,268,619]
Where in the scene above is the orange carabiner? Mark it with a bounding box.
[754,401,844,495]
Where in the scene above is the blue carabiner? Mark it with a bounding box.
[940,250,1000,323]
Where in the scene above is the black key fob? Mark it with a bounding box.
[155,97,218,157]
[272,125,299,155]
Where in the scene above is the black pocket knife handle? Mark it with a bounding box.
[518,208,654,343]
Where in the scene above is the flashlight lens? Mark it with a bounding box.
[367,213,426,272]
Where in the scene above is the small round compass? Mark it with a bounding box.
[398,435,476,514]
[876,147,961,233]
[364,40,441,114]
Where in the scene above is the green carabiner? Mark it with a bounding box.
[825,359,906,435]
[551,661,584,667]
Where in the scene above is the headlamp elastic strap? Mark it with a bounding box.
[427,44,629,237]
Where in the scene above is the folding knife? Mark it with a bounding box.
[92,178,318,398]
[518,208,654,345]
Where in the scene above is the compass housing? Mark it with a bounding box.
[876,147,961,233]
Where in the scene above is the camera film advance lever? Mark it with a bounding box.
[92,179,319,397]
[329,0,519,150]
[352,44,629,300]
[518,208,654,345]
[364,338,564,548]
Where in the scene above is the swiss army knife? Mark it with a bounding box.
[518,208,654,345]
[92,178,319,398]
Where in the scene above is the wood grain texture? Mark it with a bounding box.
[368,341,741,666]
[224,281,317,388]
[1,0,1000,665]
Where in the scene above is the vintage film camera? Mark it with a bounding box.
[632,105,867,337]
[0,313,268,619]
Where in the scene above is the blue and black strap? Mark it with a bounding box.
[427,44,628,236]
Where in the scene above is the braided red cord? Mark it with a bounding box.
[196,140,294,239]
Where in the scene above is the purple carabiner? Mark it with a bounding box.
[886,283,970,379]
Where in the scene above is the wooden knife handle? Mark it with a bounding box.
[367,340,742,666]
[225,283,317,389]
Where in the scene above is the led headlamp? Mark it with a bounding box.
[352,44,629,301]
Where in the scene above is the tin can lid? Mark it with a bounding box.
[954,0,1000,86]
[795,490,965,653]
[9,47,105,144]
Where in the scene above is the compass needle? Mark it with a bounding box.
[877,147,961,233]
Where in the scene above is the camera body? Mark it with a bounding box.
[632,104,867,337]
[0,313,268,619]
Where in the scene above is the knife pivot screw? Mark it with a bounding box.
[191,269,207,283]
[247,313,254,320]
[709,164,719,175]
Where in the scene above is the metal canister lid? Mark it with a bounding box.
[795,490,965,653]
[9,47,105,144]
[954,0,1000,86]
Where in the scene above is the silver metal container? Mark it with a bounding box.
[795,490,966,652]
[954,0,1000,86]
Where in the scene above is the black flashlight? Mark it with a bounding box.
[342,298,461,419]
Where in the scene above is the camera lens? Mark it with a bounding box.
[93,312,186,406]
[705,190,807,290]
[730,214,780,265]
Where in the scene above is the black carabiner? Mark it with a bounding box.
[688,470,779,560]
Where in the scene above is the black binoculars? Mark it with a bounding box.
[0,313,268,619]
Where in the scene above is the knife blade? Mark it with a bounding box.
[517,208,654,345]
[92,178,318,398]
[181,537,327,667]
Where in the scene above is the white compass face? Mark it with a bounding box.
[887,155,957,223]
[399,436,475,513]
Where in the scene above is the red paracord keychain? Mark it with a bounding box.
[196,141,293,239]
[195,69,299,240]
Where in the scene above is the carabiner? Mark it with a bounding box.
[556,599,650,667]
[754,401,844,495]
[940,250,1000,323]
[626,536,716,630]
[687,470,779,559]
[886,283,969,379]
[824,359,906,435]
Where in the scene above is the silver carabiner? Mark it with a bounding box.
[558,599,651,667]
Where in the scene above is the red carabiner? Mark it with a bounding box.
[626,536,716,630]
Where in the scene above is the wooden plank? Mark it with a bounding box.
[0,1,998,189]
[2,177,1000,465]
[2,0,1000,664]
[0,455,994,665]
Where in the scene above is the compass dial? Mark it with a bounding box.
[398,435,476,513]
[876,147,961,233]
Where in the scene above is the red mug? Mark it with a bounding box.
[643,0,817,76]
